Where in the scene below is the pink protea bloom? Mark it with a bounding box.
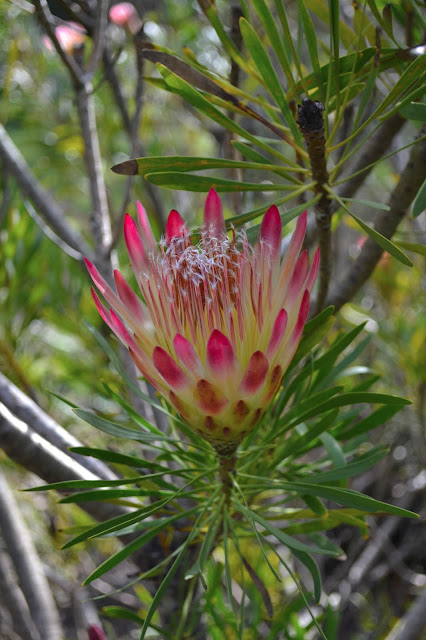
[109,2,142,34]
[86,190,319,456]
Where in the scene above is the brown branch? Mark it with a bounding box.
[327,125,426,311]
[87,0,109,77]
[297,99,332,314]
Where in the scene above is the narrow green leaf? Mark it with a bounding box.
[239,18,300,141]
[290,549,322,602]
[395,240,426,258]
[347,209,413,266]
[267,481,418,518]
[103,606,145,625]
[199,0,263,83]
[83,505,200,585]
[278,410,340,459]
[303,447,388,484]
[412,179,426,218]
[69,446,173,472]
[252,0,299,97]
[139,488,221,638]
[341,198,390,211]
[334,405,402,441]
[113,155,298,180]
[144,172,292,192]
[304,0,356,49]
[366,0,397,42]
[399,102,426,122]
[73,408,177,444]
[296,0,324,101]
[320,432,346,467]
[231,141,272,164]
[246,509,340,556]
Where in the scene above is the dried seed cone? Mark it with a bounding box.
[86,190,319,455]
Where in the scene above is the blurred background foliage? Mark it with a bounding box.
[0,1,425,639]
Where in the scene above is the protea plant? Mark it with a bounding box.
[85,190,319,457]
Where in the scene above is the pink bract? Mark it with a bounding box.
[86,190,319,456]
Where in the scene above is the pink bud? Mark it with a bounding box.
[165,210,188,243]
[259,205,282,257]
[88,623,107,640]
[109,3,142,34]
[204,189,225,238]
[44,23,86,54]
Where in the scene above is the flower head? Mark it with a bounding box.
[86,191,319,456]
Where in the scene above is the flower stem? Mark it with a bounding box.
[219,455,236,509]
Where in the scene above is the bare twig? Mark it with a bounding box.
[0,123,94,260]
[384,589,426,640]
[337,114,406,201]
[0,548,41,640]
[87,0,109,76]
[0,469,63,640]
[0,371,116,480]
[74,78,113,274]
[24,199,84,260]
[327,126,426,311]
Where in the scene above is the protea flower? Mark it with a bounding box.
[85,190,319,457]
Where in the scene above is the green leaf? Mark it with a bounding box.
[291,549,322,602]
[399,101,426,122]
[231,141,272,164]
[83,505,200,584]
[112,155,298,182]
[144,172,292,192]
[199,0,262,83]
[68,446,172,472]
[253,0,299,96]
[103,606,145,625]
[341,198,390,211]
[278,410,340,459]
[319,432,346,467]
[245,509,341,556]
[412,179,426,218]
[333,405,402,441]
[267,481,418,518]
[395,240,426,258]
[157,64,297,161]
[304,0,356,50]
[302,447,388,484]
[296,0,324,101]
[239,17,300,142]
[347,209,413,266]
[74,408,178,445]
[139,487,221,638]
[331,190,412,266]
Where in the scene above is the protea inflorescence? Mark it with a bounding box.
[85,190,319,456]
